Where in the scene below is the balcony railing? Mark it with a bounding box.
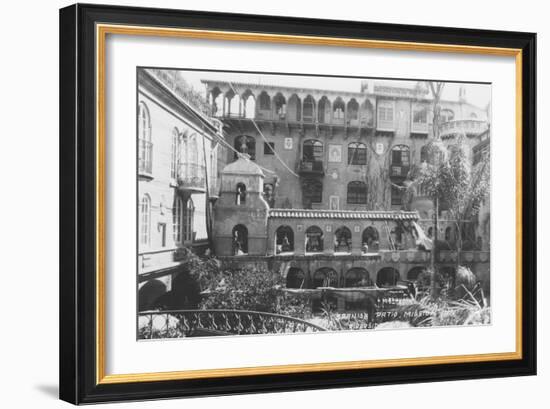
[138,309,327,338]
[177,162,206,192]
[298,160,325,176]
[138,139,153,176]
[439,119,489,139]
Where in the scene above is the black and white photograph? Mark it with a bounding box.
[137,68,491,339]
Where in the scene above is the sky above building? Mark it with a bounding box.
[174,69,491,111]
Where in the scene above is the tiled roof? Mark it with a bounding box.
[268,209,419,220]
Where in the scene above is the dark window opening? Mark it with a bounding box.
[264,142,275,155]
[305,226,324,253]
[232,224,248,255]
[347,181,367,204]
[236,183,247,205]
[334,227,352,253]
[348,142,367,165]
[276,225,294,254]
[362,226,380,253]
[234,135,256,160]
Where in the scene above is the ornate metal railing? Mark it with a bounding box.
[138,309,327,339]
[439,119,488,139]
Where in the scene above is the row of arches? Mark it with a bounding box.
[209,87,375,126]
[275,225,379,255]
[285,266,403,289]
[285,265,454,290]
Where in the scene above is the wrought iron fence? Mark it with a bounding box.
[138,309,327,339]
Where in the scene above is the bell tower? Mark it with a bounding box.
[212,155,269,256]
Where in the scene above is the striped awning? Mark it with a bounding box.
[269,209,419,221]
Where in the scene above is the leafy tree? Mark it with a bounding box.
[410,136,490,295]
[200,267,283,313]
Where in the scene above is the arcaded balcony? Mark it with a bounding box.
[177,162,206,193]
[439,119,489,139]
[204,81,375,129]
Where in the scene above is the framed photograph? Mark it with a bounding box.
[60,3,536,405]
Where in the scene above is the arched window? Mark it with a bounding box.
[138,102,152,174]
[391,145,410,166]
[362,226,380,253]
[273,93,287,119]
[332,97,345,123]
[172,196,184,243]
[445,226,452,241]
[242,90,255,119]
[376,267,400,287]
[170,128,180,180]
[318,96,331,124]
[305,226,324,253]
[234,135,256,160]
[407,266,426,281]
[470,112,478,119]
[286,268,305,289]
[440,109,455,123]
[360,99,374,127]
[334,227,352,253]
[287,94,301,122]
[302,179,323,207]
[347,99,359,122]
[276,225,294,254]
[312,268,338,288]
[303,95,315,123]
[348,142,367,165]
[182,198,194,242]
[258,91,271,110]
[236,183,247,205]
[347,181,367,204]
[139,194,151,246]
[263,183,274,207]
[228,92,241,117]
[345,268,372,287]
[302,139,324,162]
[232,224,248,255]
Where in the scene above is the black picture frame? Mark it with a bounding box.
[59,3,536,405]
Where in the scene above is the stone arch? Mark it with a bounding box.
[376,267,400,287]
[332,97,345,124]
[286,267,305,289]
[138,279,167,311]
[232,224,248,255]
[242,89,256,119]
[275,225,294,254]
[407,266,426,281]
[312,267,338,288]
[303,95,316,123]
[344,268,372,287]
[334,226,352,253]
[347,98,359,123]
[235,182,247,205]
[318,96,331,123]
[272,92,287,119]
[258,91,271,111]
[305,225,324,253]
[362,226,380,253]
[287,94,301,122]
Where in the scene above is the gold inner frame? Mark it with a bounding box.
[95,23,523,385]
